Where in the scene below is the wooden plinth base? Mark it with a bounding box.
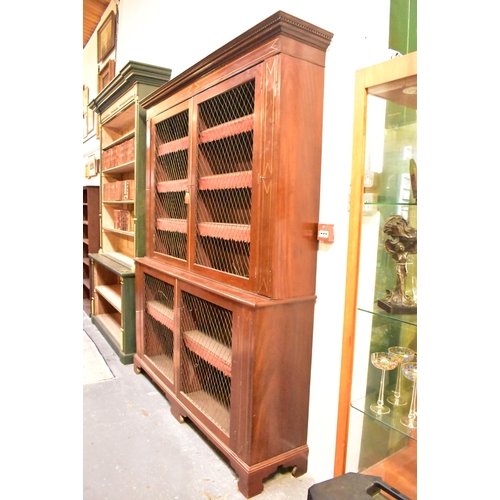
[363,441,417,499]
[230,446,308,498]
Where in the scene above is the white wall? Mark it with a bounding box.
[82,0,394,481]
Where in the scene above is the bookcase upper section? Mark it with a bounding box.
[140,12,333,299]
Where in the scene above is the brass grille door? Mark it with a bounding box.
[153,104,190,262]
[194,77,256,279]
[143,273,175,385]
[180,291,233,437]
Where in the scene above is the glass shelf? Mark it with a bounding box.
[358,303,417,327]
[351,390,417,441]
[363,202,417,207]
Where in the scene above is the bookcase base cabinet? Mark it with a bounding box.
[89,253,136,364]
[133,257,316,498]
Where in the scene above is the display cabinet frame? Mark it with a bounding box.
[334,51,417,498]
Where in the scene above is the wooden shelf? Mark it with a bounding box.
[199,171,252,191]
[185,390,230,435]
[146,300,174,330]
[199,115,253,144]
[157,136,189,156]
[157,179,189,193]
[94,312,122,345]
[102,130,135,151]
[156,218,188,233]
[148,353,174,381]
[102,161,135,175]
[102,199,135,205]
[198,222,250,242]
[95,284,122,312]
[183,330,232,377]
[103,226,134,237]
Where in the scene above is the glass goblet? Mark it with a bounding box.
[400,361,417,428]
[370,352,399,415]
[387,346,416,406]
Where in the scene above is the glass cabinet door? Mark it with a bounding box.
[335,51,417,499]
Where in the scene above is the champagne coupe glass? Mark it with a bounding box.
[370,352,399,415]
[400,361,417,428]
[387,346,416,406]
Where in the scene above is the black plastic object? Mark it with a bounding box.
[307,473,412,500]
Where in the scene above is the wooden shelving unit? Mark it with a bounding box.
[88,61,171,364]
[134,11,333,498]
[83,186,99,315]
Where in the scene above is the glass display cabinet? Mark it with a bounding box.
[334,51,417,499]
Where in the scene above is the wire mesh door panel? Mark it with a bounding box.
[194,76,256,279]
[143,273,175,384]
[180,290,233,436]
[152,104,190,262]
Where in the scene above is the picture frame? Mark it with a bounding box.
[83,85,89,115]
[97,11,116,63]
[98,59,116,93]
[88,154,97,177]
[83,113,87,138]
[86,110,95,135]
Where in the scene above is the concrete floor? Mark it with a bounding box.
[83,313,318,500]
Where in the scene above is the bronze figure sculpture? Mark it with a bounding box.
[377,214,417,314]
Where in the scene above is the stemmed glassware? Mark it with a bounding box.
[370,352,399,415]
[400,361,417,428]
[387,346,416,406]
